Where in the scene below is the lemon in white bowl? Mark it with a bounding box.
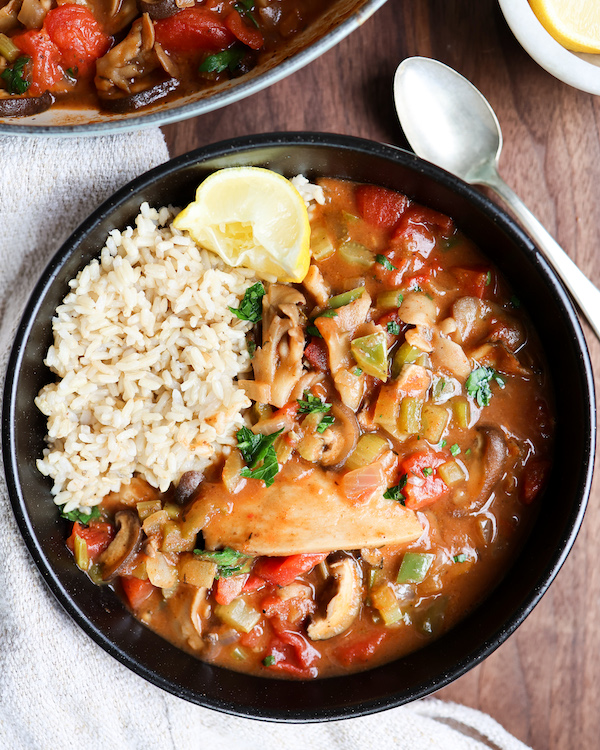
[174,167,311,283]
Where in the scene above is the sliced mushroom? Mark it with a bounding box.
[320,402,359,467]
[137,0,178,18]
[307,557,362,641]
[98,510,142,581]
[463,425,508,510]
[99,78,179,114]
[0,91,54,118]
[174,470,203,505]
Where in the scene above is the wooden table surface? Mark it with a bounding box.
[163,2,600,747]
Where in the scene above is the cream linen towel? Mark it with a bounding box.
[0,133,531,750]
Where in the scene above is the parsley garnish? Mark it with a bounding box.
[65,66,78,81]
[234,0,259,27]
[199,46,245,74]
[376,254,397,271]
[387,321,401,335]
[318,309,338,318]
[263,655,276,666]
[194,547,253,578]
[60,506,101,525]
[449,443,460,457]
[229,282,265,322]
[485,270,492,286]
[422,467,433,477]
[236,426,283,488]
[1,56,30,95]
[316,415,335,434]
[466,366,505,407]
[297,391,331,414]
[453,554,467,563]
[465,448,471,456]
[383,474,408,504]
[354,368,363,376]
[307,324,322,338]
[439,439,447,448]
[247,340,256,358]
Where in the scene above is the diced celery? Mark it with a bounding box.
[0,34,20,63]
[179,557,217,588]
[215,599,261,633]
[392,342,422,378]
[370,583,404,626]
[274,434,293,465]
[161,521,195,553]
[74,535,89,572]
[88,564,103,585]
[368,567,383,589]
[452,396,471,428]
[421,403,449,444]
[351,331,388,381]
[136,499,162,520]
[398,396,423,434]
[342,210,359,224]
[222,449,244,493]
[142,509,169,536]
[163,502,181,520]
[310,222,336,261]
[397,552,435,584]
[345,433,388,471]
[252,402,273,422]
[339,240,374,268]
[376,290,404,309]
[328,286,365,309]
[231,646,249,661]
[438,459,466,486]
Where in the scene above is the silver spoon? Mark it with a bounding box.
[394,56,600,341]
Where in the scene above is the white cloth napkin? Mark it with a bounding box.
[0,132,532,750]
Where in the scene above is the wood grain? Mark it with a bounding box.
[163,2,600,747]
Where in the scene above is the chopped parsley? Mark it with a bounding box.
[384,474,408,504]
[465,448,471,456]
[439,439,447,448]
[316,415,335,434]
[387,321,401,335]
[247,340,256,358]
[297,391,331,414]
[485,270,492,286]
[263,655,276,666]
[234,0,259,26]
[199,46,245,74]
[318,309,338,319]
[236,427,283,487]
[466,366,505,407]
[375,254,397,271]
[307,324,322,338]
[1,56,30,95]
[60,506,101,525]
[453,554,467,563]
[422,467,433,477]
[229,282,265,323]
[354,367,363,376]
[65,66,78,81]
[193,547,253,578]
[449,443,461,457]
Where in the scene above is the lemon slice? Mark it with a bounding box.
[173,167,311,283]
[529,0,600,53]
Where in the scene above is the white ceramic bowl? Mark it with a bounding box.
[498,0,600,95]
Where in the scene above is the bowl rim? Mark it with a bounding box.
[498,0,600,95]
[0,0,387,137]
[2,132,596,721]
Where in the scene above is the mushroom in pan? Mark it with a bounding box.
[459,425,508,510]
[98,510,142,581]
[0,90,54,117]
[307,557,362,641]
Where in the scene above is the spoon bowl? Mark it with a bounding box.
[394,56,600,341]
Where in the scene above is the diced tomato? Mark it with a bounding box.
[225,9,264,49]
[392,214,437,259]
[401,451,449,510]
[239,620,270,649]
[263,629,319,677]
[451,265,493,300]
[521,460,550,505]
[66,520,114,560]
[253,553,328,587]
[120,576,156,610]
[12,30,63,96]
[334,630,387,667]
[44,5,111,76]
[242,573,266,593]
[373,251,409,287]
[154,9,234,54]
[355,185,408,230]
[214,574,247,605]
[304,339,329,371]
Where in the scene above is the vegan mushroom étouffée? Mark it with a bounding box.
[57,177,554,678]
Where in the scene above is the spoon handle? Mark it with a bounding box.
[482,171,600,341]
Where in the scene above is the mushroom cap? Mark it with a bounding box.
[98,510,142,581]
[307,557,362,641]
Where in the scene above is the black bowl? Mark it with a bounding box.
[2,133,596,721]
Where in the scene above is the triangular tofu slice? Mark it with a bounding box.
[195,462,423,556]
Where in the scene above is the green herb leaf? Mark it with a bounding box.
[263,655,276,666]
[383,474,408,503]
[297,391,331,414]
[439,439,447,448]
[422,467,433,477]
[60,506,101,525]
[465,448,471,456]
[449,443,461,457]
[234,0,259,27]
[316,415,335,434]
[307,324,322,338]
[466,366,506,408]
[1,55,30,95]
[318,309,338,318]
[386,321,401,335]
[376,254,397,271]
[247,340,256,358]
[200,46,245,74]
[236,426,282,468]
[353,367,363,376]
[453,554,467,563]
[485,270,492,286]
[65,66,78,81]
[240,446,279,487]
[194,547,253,578]
[229,282,265,323]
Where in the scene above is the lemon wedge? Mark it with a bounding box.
[529,0,600,53]
[173,167,311,283]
